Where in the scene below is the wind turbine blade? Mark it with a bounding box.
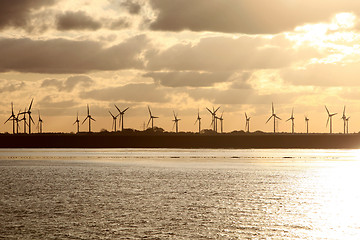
[325,105,329,115]
[194,119,198,125]
[153,116,159,119]
[206,107,212,114]
[245,112,247,119]
[147,117,151,127]
[148,106,152,116]
[266,115,273,124]
[114,104,121,113]
[123,107,129,113]
[82,116,89,124]
[4,117,11,124]
[272,102,274,115]
[173,111,176,118]
[343,106,346,116]
[214,106,220,113]
[275,116,281,120]
[109,111,115,118]
[326,117,329,127]
[30,115,35,124]
[291,108,294,118]
[87,104,89,115]
[29,98,34,111]
[90,117,96,121]
[172,122,176,131]
[286,118,291,122]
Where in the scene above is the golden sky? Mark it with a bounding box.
[1,0,360,133]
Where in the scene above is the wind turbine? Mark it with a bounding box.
[4,102,16,134]
[20,99,34,134]
[266,102,281,133]
[19,108,29,134]
[206,106,220,132]
[172,111,181,133]
[325,106,337,134]
[114,105,129,131]
[147,106,158,130]
[109,111,119,132]
[194,109,201,134]
[305,116,310,134]
[37,110,43,133]
[341,106,347,134]
[286,108,295,133]
[346,116,350,134]
[245,112,251,133]
[73,112,80,133]
[218,111,224,133]
[82,104,95,133]
[15,110,21,134]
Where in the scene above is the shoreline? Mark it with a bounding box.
[0,133,360,149]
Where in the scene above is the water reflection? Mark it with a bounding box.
[1,148,360,239]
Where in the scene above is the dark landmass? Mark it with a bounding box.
[1,131,360,149]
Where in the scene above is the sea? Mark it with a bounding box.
[1,148,360,239]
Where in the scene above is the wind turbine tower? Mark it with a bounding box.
[206,106,220,132]
[20,99,34,134]
[16,110,21,134]
[194,109,201,133]
[73,112,80,133]
[82,104,96,133]
[325,106,337,134]
[147,106,159,130]
[266,103,281,133]
[218,111,224,133]
[305,116,309,134]
[172,111,181,133]
[37,110,43,133]
[341,106,347,134]
[245,112,251,133]
[114,105,129,131]
[4,102,16,134]
[20,108,28,134]
[286,108,295,133]
[346,116,350,134]
[109,111,119,132]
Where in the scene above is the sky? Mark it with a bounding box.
[1,0,360,133]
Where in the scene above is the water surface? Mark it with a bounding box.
[1,148,360,239]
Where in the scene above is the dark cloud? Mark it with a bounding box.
[0,0,55,30]
[80,83,168,102]
[148,0,358,34]
[143,71,232,87]
[0,81,26,93]
[147,36,302,72]
[121,0,142,14]
[41,75,94,91]
[0,35,149,74]
[56,11,102,31]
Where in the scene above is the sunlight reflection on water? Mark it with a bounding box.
[1,148,360,239]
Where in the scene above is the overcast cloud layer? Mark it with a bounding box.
[1,0,360,133]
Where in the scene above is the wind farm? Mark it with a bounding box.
[2,99,360,149]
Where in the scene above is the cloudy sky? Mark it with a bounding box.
[1,0,360,133]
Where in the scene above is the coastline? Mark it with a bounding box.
[0,132,360,149]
